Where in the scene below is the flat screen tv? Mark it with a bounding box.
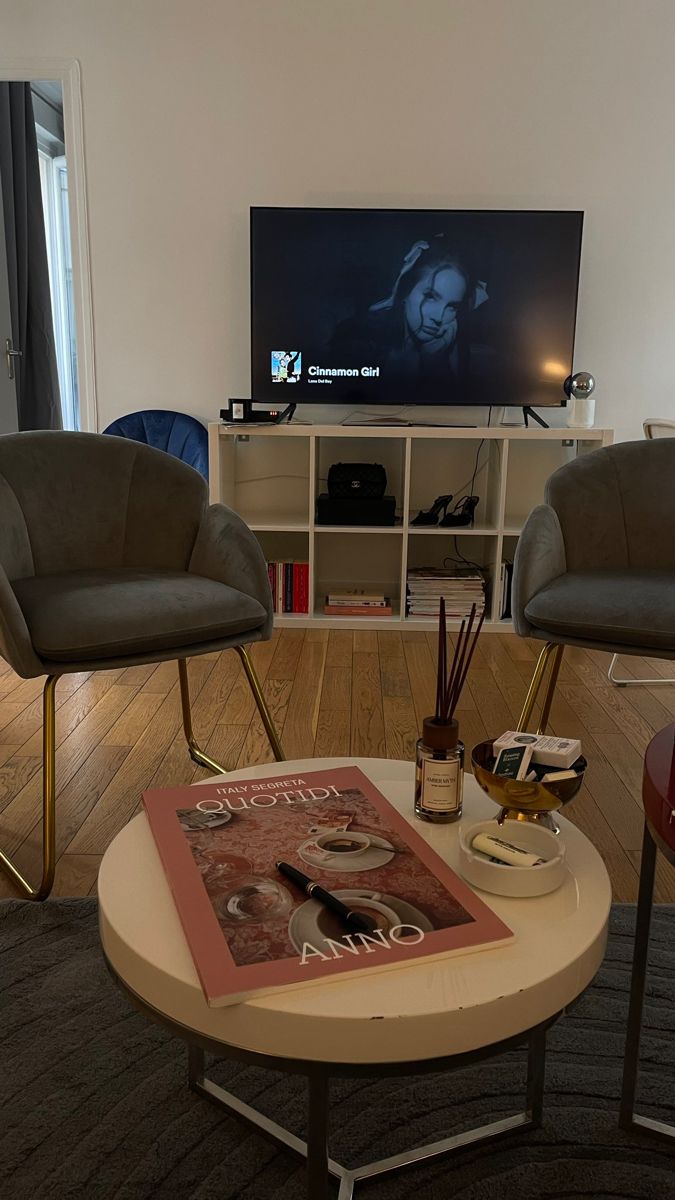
[250,207,583,408]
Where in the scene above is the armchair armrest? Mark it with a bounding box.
[512,504,566,637]
[188,504,273,639]
[0,566,44,677]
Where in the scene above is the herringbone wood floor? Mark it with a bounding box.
[0,629,673,902]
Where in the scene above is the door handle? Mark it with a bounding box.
[5,338,22,381]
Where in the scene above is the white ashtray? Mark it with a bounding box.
[458,819,566,897]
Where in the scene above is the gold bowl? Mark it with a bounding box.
[470,739,586,829]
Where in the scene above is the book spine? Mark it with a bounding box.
[292,562,300,614]
[284,562,293,613]
[270,562,277,611]
[504,563,513,619]
[276,562,284,614]
[324,605,393,617]
[301,562,309,614]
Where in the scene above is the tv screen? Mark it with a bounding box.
[250,207,583,408]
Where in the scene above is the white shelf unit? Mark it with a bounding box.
[208,423,614,632]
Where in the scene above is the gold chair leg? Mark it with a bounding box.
[177,659,228,775]
[0,675,57,900]
[235,645,285,762]
[536,645,564,735]
[517,642,563,734]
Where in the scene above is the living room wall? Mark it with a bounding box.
[2,0,674,441]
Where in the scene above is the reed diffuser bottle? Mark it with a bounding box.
[415,598,484,824]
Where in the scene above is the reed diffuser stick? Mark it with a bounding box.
[432,600,485,725]
[447,604,485,718]
[435,597,446,722]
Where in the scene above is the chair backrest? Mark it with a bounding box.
[103,410,209,479]
[0,431,207,580]
[644,418,675,440]
[545,439,675,572]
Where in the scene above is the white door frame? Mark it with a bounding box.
[0,57,97,432]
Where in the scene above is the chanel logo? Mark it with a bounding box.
[351,480,360,489]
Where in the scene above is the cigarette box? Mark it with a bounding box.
[493,743,533,780]
[492,731,581,771]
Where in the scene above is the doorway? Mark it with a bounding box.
[0,58,96,431]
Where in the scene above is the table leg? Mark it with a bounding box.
[307,1072,330,1199]
[526,1022,547,1127]
[188,1044,205,1088]
[620,822,656,1130]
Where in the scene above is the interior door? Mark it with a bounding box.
[0,171,18,433]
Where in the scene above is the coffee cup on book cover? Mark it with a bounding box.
[197,850,253,885]
[216,876,293,923]
[315,830,371,858]
[343,897,400,936]
[315,895,400,940]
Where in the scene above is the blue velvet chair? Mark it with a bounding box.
[103,410,209,479]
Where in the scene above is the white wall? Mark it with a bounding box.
[2,0,674,440]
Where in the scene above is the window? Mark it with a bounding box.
[38,147,79,430]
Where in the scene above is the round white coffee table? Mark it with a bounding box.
[99,758,611,1200]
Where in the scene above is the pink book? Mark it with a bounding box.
[142,765,513,1007]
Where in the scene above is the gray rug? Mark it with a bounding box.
[1,901,674,1199]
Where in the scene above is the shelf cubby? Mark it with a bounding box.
[314,532,402,619]
[218,433,311,529]
[409,436,503,531]
[315,435,406,524]
[503,438,574,530]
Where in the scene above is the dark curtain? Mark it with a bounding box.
[0,82,62,430]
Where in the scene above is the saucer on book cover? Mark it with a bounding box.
[178,808,232,832]
[298,833,395,873]
[288,889,434,955]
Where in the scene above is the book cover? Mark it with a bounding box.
[142,766,513,1007]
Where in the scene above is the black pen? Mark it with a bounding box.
[276,861,377,934]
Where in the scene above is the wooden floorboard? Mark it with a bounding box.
[0,632,672,902]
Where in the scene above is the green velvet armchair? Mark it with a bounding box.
[513,438,675,730]
[0,430,284,900]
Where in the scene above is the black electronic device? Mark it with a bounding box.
[221,400,296,425]
[250,207,583,409]
[316,493,397,526]
[327,462,387,500]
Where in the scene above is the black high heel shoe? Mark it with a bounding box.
[439,495,479,528]
[410,494,453,527]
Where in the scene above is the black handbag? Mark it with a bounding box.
[327,462,387,500]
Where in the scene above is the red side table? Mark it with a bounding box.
[620,723,675,1140]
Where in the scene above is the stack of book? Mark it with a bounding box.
[267,560,309,614]
[324,588,393,617]
[406,567,486,618]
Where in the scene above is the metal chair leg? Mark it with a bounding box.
[620,822,657,1131]
[526,1022,547,1127]
[536,645,564,735]
[517,642,563,734]
[235,645,285,762]
[0,675,57,900]
[177,659,228,775]
[608,653,675,688]
[307,1072,330,1200]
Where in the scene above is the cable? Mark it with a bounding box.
[443,537,485,576]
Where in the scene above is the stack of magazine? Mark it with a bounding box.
[406,567,485,618]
